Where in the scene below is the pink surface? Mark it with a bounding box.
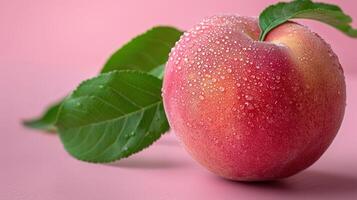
[1,0,357,199]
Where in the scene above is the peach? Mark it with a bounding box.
[162,15,346,181]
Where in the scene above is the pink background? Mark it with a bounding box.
[1,0,357,199]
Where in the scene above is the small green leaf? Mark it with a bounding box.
[101,26,182,73]
[23,101,62,132]
[24,26,181,132]
[56,70,169,163]
[259,0,357,41]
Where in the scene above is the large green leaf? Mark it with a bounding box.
[56,70,169,163]
[24,26,182,132]
[259,0,357,40]
[101,26,182,73]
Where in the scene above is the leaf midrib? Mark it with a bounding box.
[59,100,163,130]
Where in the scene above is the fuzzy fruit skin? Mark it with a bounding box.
[162,15,346,181]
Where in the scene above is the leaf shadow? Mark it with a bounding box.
[156,136,180,146]
[106,155,188,169]
[105,135,186,170]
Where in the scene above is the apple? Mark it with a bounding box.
[162,15,346,181]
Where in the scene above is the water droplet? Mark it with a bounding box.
[245,95,253,101]
[199,95,205,100]
[219,86,225,92]
[122,146,128,151]
[245,102,254,110]
[297,103,303,110]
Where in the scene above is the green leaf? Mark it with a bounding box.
[259,0,357,41]
[24,26,181,132]
[101,26,182,73]
[23,101,62,132]
[56,70,169,163]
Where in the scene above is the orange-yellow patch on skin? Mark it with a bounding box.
[266,23,344,93]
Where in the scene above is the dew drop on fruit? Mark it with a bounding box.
[245,102,254,110]
[245,94,253,101]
